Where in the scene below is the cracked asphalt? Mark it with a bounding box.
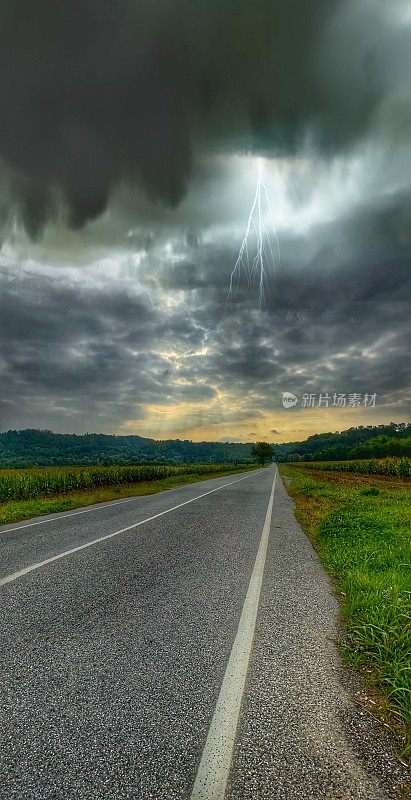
[0,467,408,799]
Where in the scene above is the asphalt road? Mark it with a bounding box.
[0,468,406,799]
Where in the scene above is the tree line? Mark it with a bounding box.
[273,422,410,462]
[0,423,408,468]
[0,429,254,468]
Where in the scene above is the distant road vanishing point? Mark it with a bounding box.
[0,467,399,799]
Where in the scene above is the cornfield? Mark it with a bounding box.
[290,457,410,477]
[0,463,255,502]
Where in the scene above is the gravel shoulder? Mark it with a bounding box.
[227,473,410,800]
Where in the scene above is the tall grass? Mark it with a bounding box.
[0,463,255,502]
[319,502,411,751]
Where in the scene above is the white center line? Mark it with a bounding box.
[190,468,278,800]
[0,471,259,587]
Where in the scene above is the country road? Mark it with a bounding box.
[0,468,404,799]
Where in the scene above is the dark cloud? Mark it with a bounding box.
[0,143,410,435]
[154,193,411,414]
[0,266,211,430]
[0,0,408,237]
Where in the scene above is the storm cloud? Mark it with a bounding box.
[0,1,409,439]
[1,178,409,435]
[0,0,409,236]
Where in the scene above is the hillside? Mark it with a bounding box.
[0,429,254,467]
[274,422,411,462]
[0,423,409,467]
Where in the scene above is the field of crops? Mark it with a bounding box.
[0,463,254,502]
[288,456,410,477]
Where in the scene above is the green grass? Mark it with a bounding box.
[0,465,257,526]
[279,464,411,760]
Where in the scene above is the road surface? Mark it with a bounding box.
[0,468,405,799]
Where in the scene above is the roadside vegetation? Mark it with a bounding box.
[279,462,411,761]
[292,456,410,477]
[0,463,257,526]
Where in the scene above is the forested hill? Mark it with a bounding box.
[0,430,253,467]
[0,423,409,467]
[274,422,411,462]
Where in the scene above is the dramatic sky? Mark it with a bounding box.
[0,0,410,441]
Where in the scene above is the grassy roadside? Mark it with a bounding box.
[0,466,255,527]
[278,464,411,761]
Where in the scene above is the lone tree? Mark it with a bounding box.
[252,441,275,466]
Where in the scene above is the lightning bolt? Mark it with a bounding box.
[227,158,280,309]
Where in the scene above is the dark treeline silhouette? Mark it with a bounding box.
[0,423,409,468]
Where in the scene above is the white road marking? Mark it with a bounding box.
[0,471,259,587]
[0,471,256,536]
[190,468,278,800]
